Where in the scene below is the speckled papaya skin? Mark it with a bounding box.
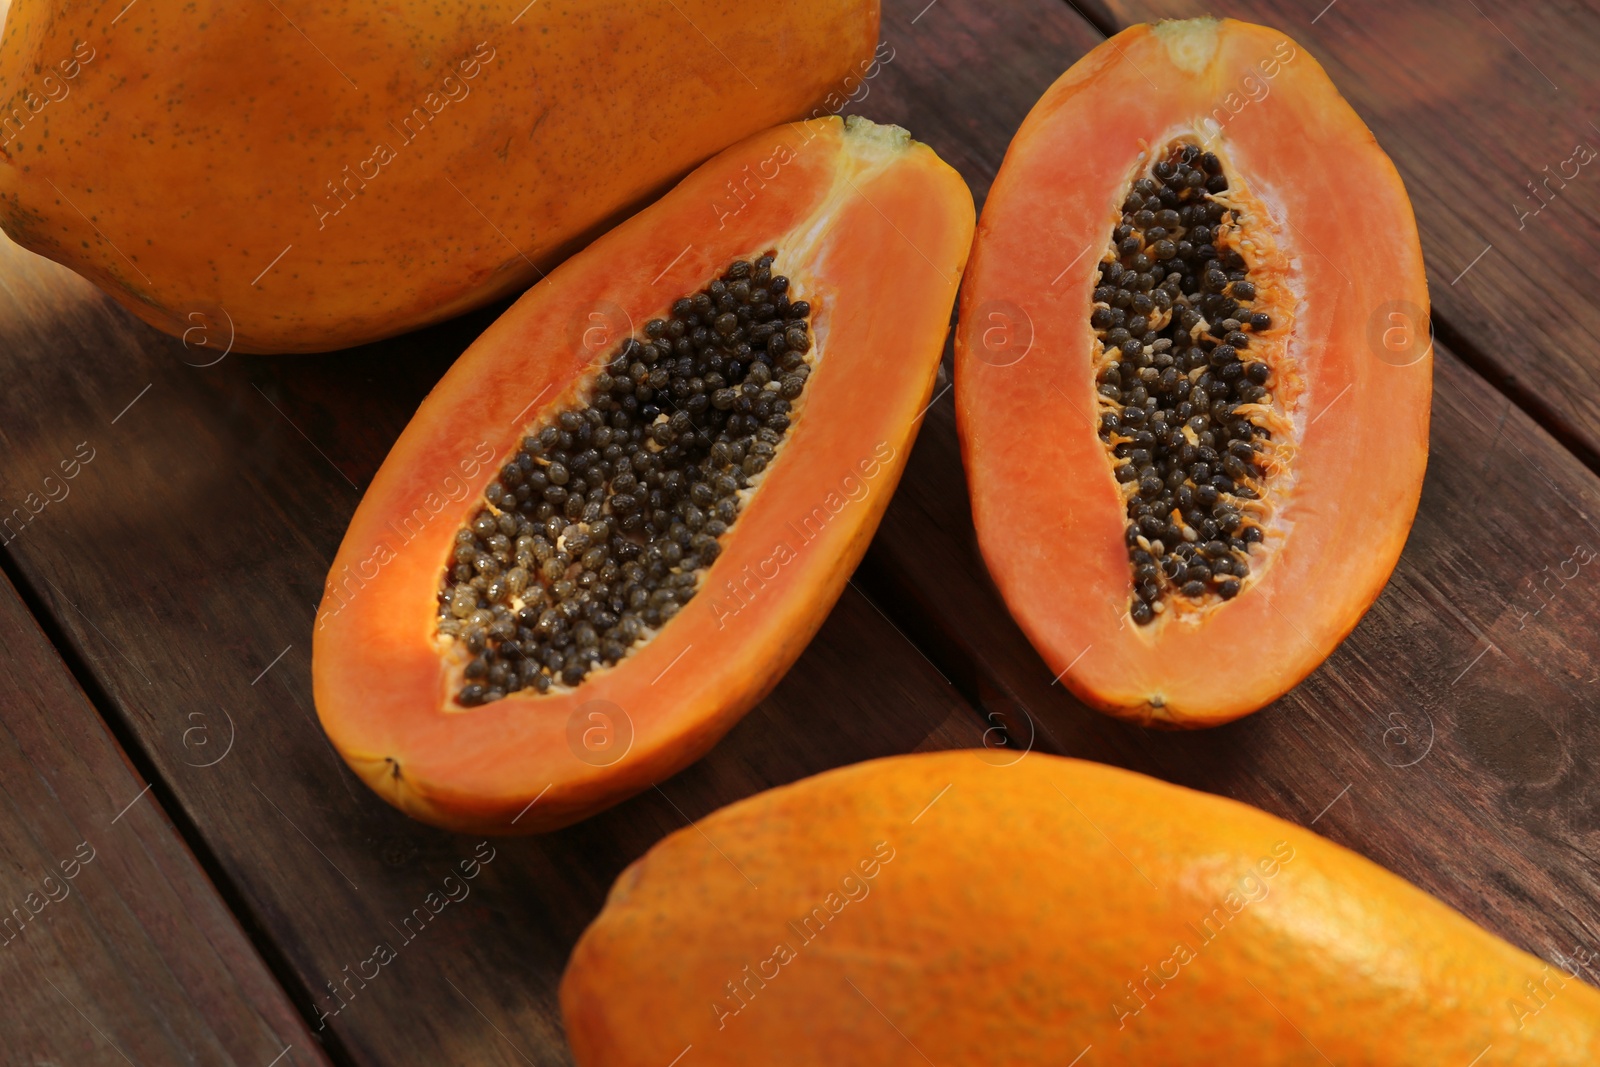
[561,751,1600,1065]
[0,0,878,352]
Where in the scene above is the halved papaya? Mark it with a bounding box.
[955,19,1430,726]
[0,0,880,353]
[311,116,973,834]
[561,751,1600,1065]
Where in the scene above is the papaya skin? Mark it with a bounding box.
[0,0,878,353]
[955,19,1431,726]
[561,751,1600,1065]
[310,116,974,834]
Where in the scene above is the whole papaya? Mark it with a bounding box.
[0,0,879,352]
[562,751,1600,1064]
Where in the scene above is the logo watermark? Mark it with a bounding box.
[566,699,634,767]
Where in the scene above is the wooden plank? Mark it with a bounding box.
[0,566,330,1065]
[0,232,987,1060]
[1076,0,1600,465]
[849,0,1600,968]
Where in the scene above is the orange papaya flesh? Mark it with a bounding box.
[560,751,1600,1066]
[311,116,974,834]
[955,19,1430,726]
[0,0,879,353]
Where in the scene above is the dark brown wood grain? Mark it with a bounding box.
[1074,0,1600,468]
[0,236,987,1063]
[847,0,1600,971]
[0,565,330,1065]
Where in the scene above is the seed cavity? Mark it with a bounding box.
[437,253,814,704]
[1090,140,1293,625]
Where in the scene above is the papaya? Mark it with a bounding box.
[955,19,1430,726]
[561,751,1600,1065]
[311,116,973,833]
[0,0,880,353]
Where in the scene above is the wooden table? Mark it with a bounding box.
[3,0,1597,1062]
